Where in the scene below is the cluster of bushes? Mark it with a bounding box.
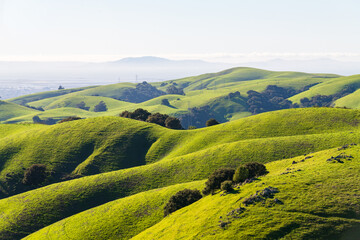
[32,116,57,125]
[163,162,268,217]
[58,116,82,123]
[179,105,217,128]
[202,162,268,195]
[300,85,356,107]
[22,164,48,185]
[76,101,90,111]
[22,104,45,111]
[120,108,183,129]
[93,101,108,112]
[247,85,299,114]
[117,81,166,103]
[166,85,185,95]
[206,118,219,127]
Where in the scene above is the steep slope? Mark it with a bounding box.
[133,146,360,240]
[0,108,360,238]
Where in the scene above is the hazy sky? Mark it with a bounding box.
[0,0,359,62]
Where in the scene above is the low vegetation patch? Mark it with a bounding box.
[164,189,202,216]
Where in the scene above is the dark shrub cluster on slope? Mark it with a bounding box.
[203,163,268,195]
[21,104,45,111]
[93,101,108,112]
[32,116,57,125]
[164,189,202,216]
[202,168,235,195]
[166,85,185,95]
[76,101,90,111]
[300,85,356,108]
[120,108,183,129]
[179,106,218,129]
[233,162,268,183]
[22,164,48,185]
[117,81,166,103]
[247,85,299,114]
[58,116,82,123]
[206,118,220,127]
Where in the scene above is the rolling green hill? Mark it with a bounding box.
[133,146,360,240]
[21,145,360,240]
[1,67,360,239]
[0,101,39,121]
[0,108,359,239]
[4,67,351,127]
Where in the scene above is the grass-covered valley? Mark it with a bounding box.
[0,67,359,239]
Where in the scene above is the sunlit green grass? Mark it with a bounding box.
[0,108,360,238]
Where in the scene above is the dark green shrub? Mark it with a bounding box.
[76,101,90,111]
[244,162,268,178]
[146,112,169,126]
[221,180,233,192]
[164,189,202,216]
[202,168,235,195]
[119,110,132,118]
[58,116,82,123]
[22,164,47,185]
[206,118,219,127]
[166,85,185,95]
[94,101,108,112]
[161,99,170,106]
[131,108,151,121]
[165,116,183,129]
[233,166,249,183]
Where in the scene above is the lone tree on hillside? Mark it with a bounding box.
[164,189,202,216]
[94,101,108,112]
[161,98,170,106]
[206,118,219,127]
[22,164,47,185]
[58,85,65,90]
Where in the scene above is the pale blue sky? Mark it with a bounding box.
[0,0,359,62]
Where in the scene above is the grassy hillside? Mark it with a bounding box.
[133,145,360,239]
[4,67,345,126]
[290,74,360,104]
[25,145,360,240]
[0,108,360,238]
[23,180,204,240]
[9,86,95,105]
[0,101,39,121]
